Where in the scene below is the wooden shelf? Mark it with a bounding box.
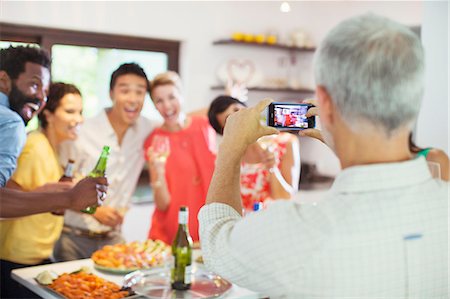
[213,39,316,52]
[211,85,314,93]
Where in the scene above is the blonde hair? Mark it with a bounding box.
[149,71,182,98]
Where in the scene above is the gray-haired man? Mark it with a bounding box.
[198,14,447,298]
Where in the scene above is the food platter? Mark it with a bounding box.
[92,240,170,275]
[35,268,135,299]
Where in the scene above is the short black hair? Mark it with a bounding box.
[109,63,150,91]
[0,45,51,80]
[39,82,81,129]
[208,95,246,135]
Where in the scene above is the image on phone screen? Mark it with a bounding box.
[268,103,315,130]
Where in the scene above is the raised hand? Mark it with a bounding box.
[298,98,325,143]
[67,177,108,211]
[223,98,278,149]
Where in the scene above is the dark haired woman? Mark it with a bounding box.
[208,95,300,213]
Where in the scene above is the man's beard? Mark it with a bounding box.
[8,83,43,125]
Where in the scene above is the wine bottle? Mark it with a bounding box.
[59,159,75,182]
[81,146,110,214]
[171,206,193,290]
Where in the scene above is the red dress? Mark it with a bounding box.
[144,116,216,244]
[240,133,289,210]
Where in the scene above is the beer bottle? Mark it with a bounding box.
[52,159,76,216]
[171,206,193,290]
[81,146,110,214]
[59,159,75,182]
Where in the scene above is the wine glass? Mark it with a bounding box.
[257,135,275,152]
[151,135,170,163]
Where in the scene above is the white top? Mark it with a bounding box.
[60,109,155,232]
[198,157,449,298]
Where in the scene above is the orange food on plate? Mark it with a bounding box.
[91,239,170,270]
[48,271,129,299]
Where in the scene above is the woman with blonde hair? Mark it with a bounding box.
[144,71,216,244]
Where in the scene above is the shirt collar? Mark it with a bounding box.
[0,92,9,108]
[102,107,139,136]
[99,108,116,138]
[330,157,432,194]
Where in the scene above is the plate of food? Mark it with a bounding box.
[35,267,135,299]
[91,239,171,274]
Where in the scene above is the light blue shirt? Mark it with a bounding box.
[0,92,26,187]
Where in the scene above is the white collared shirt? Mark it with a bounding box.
[61,109,155,232]
[198,157,448,298]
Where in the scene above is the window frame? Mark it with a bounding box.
[0,22,180,71]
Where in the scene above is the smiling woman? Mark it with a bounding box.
[39,83,84,146]
[143,71,217,245]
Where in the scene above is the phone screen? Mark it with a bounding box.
[268,102,315,130]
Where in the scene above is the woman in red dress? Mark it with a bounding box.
[144,71,216,244]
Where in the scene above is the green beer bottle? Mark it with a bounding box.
[171,206,193,290]
[81,146,110,214]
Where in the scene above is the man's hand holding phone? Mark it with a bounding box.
[267,102,316,130]
[298,99,325,143]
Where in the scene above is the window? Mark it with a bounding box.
[0,22,180,128]
[51,45,168,121]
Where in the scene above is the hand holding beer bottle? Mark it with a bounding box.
[52,159,76,215]
[171,206,193,290]
[81,146,110,214]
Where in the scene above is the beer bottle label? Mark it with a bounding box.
[64,163,74,177]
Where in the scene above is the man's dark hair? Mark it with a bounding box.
[208,95,246,135]
[109,63,150,91]
[0,46,51,80]
[39,82,82,129]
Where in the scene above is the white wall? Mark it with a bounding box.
[1,1,425,175]
[416,1,449,154]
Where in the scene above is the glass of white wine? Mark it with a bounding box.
[257,135,275,152]
[151,135,170,163]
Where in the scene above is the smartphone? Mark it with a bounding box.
[267,102,315,130]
